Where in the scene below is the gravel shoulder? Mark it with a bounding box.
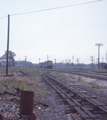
[0,70,107,120]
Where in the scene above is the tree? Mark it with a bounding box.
[0,50,16,59]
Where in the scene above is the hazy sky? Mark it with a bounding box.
[0,0,107,64]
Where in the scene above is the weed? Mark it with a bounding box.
[78,76,84,82]
[92,84,107,89]
[89,82,95,85]
[19,82,29,91]
[89,82,107,89]
[92,85,101,88]
[70,76,76,79]
[37,88,40,92]
[0,77,31,92]
[79,79,85,83]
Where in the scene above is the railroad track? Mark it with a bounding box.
[41,73,107,120]
[50,69,107,80]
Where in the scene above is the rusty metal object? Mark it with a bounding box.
[21,113,36,120]
[0,88,37,120]
[20,91,34,115]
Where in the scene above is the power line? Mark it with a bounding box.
[10,0,102,17]
[0,0,102,19]
[0,16,7,20]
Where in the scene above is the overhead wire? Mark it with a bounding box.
[0,0,102,19]
[11,0,102,16]
[0,16,7,20]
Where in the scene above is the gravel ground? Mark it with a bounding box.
[34,71,107,120]
[34,80,72,120]
[1,71,107,120]
[59,73,107,104]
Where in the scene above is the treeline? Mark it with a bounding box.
[15,61,32,66]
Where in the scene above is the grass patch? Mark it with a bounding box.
[92,85,107,89]
[89,82,107,89]
[70,76,76,79]
[0,66,55,99]
[89,82,95,85]
[78,76,85,82]
[92,84,101,88]
[0,77,32,92]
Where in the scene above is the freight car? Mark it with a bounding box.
[0,59,15,67]
[39,60,53,69]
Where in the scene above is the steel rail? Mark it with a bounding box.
[50,69,107,80]
[41,74,107,119]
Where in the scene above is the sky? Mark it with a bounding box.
[0,0,107,64]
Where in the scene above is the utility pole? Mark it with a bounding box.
[96,58,98,67]
[95,43,103,69]
[106,50,107,63]
[6,14,10,76]
[39,58,40,68]
[69,59,71,66]
[39,58,40,63]
[90,56,94,68]
[54,59,56,67]
[62,60,63,66]
[102,57,104,63]
[72,56,74,67]
[47,55,48,61]
[25,56,27,61]
[39,58,40,64]
[77,58,79,65]
[72,56,74,64]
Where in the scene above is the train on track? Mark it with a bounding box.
[39,60,53,69]
[0,59,15,67]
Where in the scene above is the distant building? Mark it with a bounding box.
[99,63,107,69]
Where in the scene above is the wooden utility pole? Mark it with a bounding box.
[77,58,79,65]
[47,55,48,61]
[39,58,40,67]
[102,57,104,63]
[72,56,74,64]
[95,43,103,69]
[106,50,107,63]
[6,15,10,76]
[25,56,27,61]
[39,58,40,63]
[54,59,56,67]
[90,56,94,68]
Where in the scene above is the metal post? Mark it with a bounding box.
[6,15,10,76]
[98,45,100,69]
[95,43,103,69]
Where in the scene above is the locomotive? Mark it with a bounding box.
[39,60,53,69]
